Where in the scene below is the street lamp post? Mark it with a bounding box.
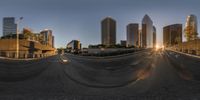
[16,17,23,59]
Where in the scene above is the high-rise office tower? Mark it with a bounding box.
[52,36,55,48]
[142,14,153,48]
[163,24,182,47]
[153,26,156,48]
[138,29,142,48]
[101,17,116,46]
[127,23,139,47]
[184,14,198,41]
[3,17,17,36]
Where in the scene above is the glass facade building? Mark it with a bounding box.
[3,17,17,36]
[142,15,153,48]
[101,17,116,46]
[185,14,198,41]
[127,23,139,47]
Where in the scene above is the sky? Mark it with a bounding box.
[0,0,200,48]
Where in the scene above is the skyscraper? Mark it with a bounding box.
[101,17,116,46]
[153,26,156,48]
[184,14,198,41]
[163,24,182,47]
[40,29,53,47]
[3,17,17,36]
[127,23,139,47]
[52,36,55,48]
[142,14,153,48]
[138,29,142,48]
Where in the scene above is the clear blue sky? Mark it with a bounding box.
[0,0,199,48]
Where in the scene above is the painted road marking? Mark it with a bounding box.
[60,55,70,64]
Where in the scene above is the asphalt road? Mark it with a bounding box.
[0,49,200,100]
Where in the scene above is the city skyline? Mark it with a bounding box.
[0,1,200,99]
[0,0,200,48]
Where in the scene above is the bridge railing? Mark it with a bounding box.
[167,39,200,56]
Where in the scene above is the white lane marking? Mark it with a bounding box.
[131,60,142,66]
[60,55,70,63]
[128,78,141,86]
[62,59,68,63]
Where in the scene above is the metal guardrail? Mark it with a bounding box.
[167,46,200,56]
[169,39,200,56]
[166,48,200,59]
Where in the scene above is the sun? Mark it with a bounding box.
[155,44,160,51]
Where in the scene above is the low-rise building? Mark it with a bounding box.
[120,40,127,47]
[66,40,81,53]
[0,39,55,58]
[0,28,56,58]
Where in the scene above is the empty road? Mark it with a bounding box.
[0,49,200,100]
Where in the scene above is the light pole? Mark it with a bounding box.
[16,17,23,59]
